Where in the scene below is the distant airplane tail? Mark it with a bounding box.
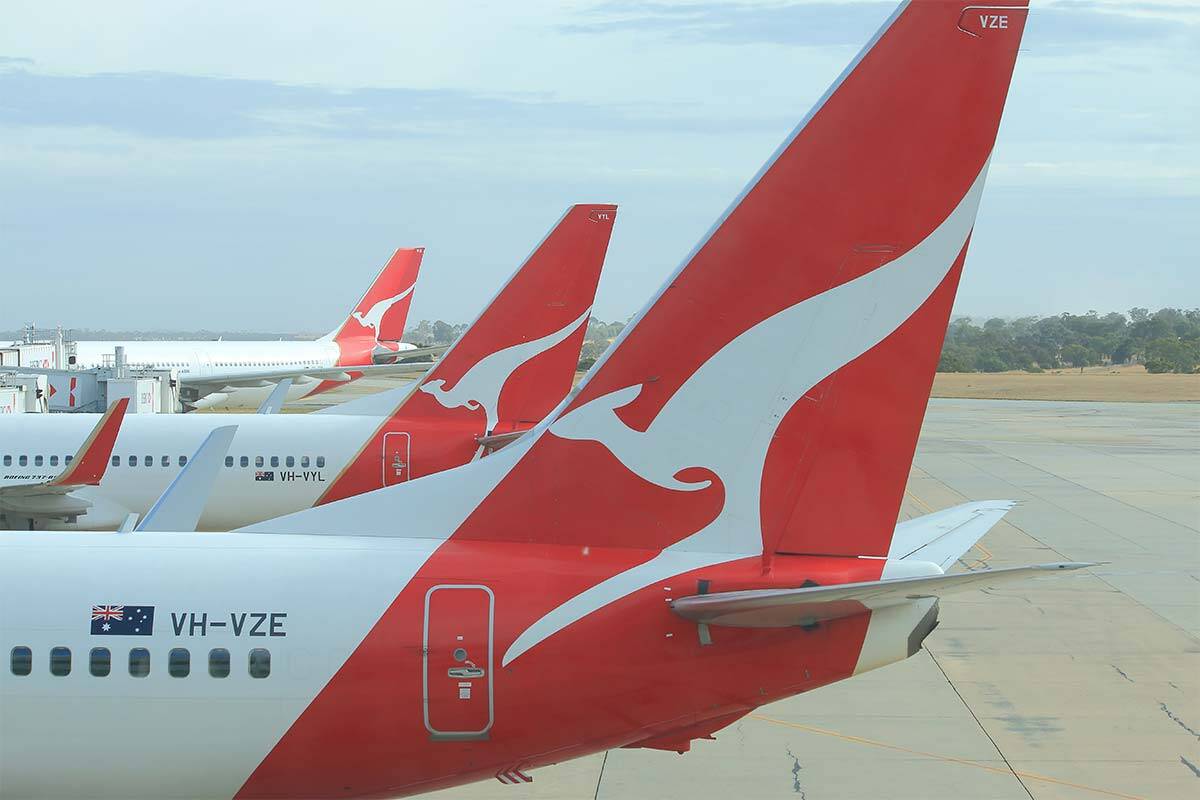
[326,247,424,348]
[315,204,616,504]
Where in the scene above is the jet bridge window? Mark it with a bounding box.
[208,648,230,678]
[248,648,271,679]
[90,647,111,677]
[128,648,150,678]
[168,648,190,678]
[49,646,71,676]
[10,646,32,676]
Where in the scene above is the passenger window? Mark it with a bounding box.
[179,455,188,467]
[285,456,295,468]
[90,647,111,677]
[18,455,27,466]
[2,455,10,466]
[225,456,234,468]
[240,456,249,468]
[144,455,152,467]
[270,456,279,468]
[316,456,325,468]
[208,648,230,678]
[248,648,271,679]
[10,646,32,676]
[161,455,170,467]
[112,455,119,467]
[49,646,71,676]
[64,455,72,464]
[255,456,264,468]
[34,455,43,466]
[50,455,59,466]
[300,456,310,468]
[129,648,150,678]
[168,648,190,678]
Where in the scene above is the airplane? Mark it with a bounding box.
[0,204,617,531]
[0,3,1091,798]
[61,246,441,411]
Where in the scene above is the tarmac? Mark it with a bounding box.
[310,382,1199,799]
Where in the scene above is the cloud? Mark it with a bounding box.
[0,62,789,140]
[561,0,1193,48]
[561,2,895,46]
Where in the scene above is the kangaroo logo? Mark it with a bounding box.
[419,308,591,435]
[350,283,416,343]
[501,162,991,667]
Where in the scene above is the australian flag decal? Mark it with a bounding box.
[91,605,154,636]
[255,470,275,482]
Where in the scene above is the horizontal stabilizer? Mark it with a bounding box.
[890,500,1015,569]
[314,386,410,416]
[670,562,1097,628]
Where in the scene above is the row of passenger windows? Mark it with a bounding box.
[3,454,327,470]
[89,361,321,370]
[10,646,270,679]
[2,454,73,467]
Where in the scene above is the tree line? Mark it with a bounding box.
[406,308,1200,375]
[938,308,1199,374]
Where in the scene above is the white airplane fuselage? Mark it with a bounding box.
[0,411,381,530]
[71,339,418,409]
[73,339,344,376]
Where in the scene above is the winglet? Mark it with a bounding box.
[137,425,238,532]
[48,397,129,487]
[257,378,294,414]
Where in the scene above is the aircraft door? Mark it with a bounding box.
[422,585,494,740]
[382,432,411,486]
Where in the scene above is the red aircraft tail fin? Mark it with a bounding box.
[443,0,1028,559]
[328,247,424,348]
[316,204,616,504]
[254,2,1028,569]
[404,204,616,434]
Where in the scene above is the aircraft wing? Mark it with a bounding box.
[670,562,1098,628]
[186,358,438,393]
[135,425,238,532]
[0,398,129,523]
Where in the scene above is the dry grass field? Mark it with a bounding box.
[931,363,1199,402]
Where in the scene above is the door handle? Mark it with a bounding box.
[448,666,485,679]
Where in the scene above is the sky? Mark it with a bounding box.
[1,0,1197,333]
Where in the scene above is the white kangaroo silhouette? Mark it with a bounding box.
[351,283,416,342]
[501,163,990,667]
[420,308,591,435]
